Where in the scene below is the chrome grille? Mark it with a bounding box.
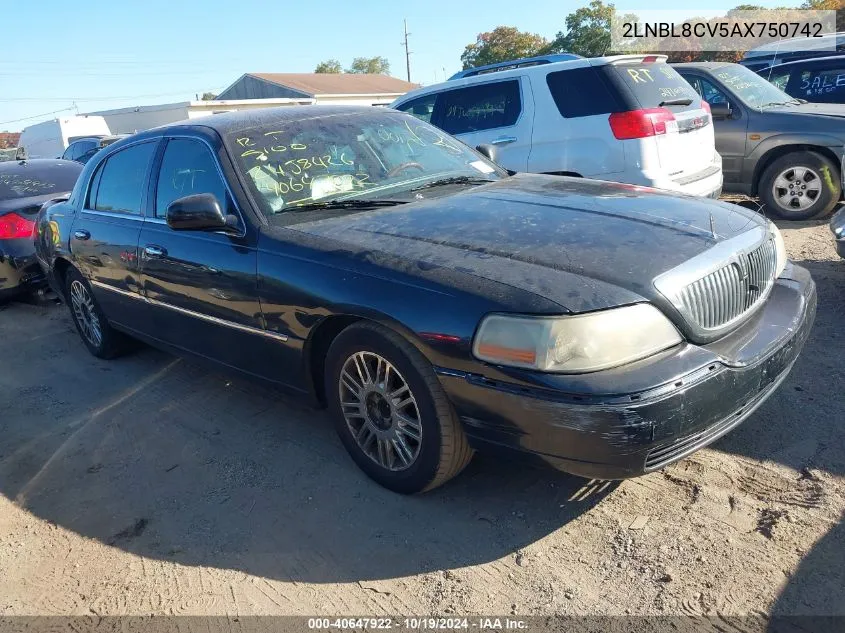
[677,238,776,331]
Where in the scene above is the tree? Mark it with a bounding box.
[315,59,343,73]
[460,26,548,70]
[547,0,614,58]
[346,56,390,74]
[801,0,845,31]
[200,92,217,101]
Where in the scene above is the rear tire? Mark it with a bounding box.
[325,322,473,494]
[64,268,128,359]
[759,151,840,220]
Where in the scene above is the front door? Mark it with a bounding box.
[70,139,159,331]
[680,73,749,187]
[137,136,276,379]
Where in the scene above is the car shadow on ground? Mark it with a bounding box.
[0,311,616,583]
[710,257,844,619]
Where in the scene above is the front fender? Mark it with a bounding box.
[744,133,845,189]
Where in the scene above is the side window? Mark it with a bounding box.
[395,94,437,123]
[93,142,156,215]
[766,68,792,91]
[698,78,729,105]
[546,68,620,117]
[438,80,522,135]
[61,143,77,161]
[155,138,227,218]
[796,65,845,102]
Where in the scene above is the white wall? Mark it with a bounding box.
[98,105,191,134]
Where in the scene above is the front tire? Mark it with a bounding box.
[65,268,128,359]
[759,151,841,220]
[325,322,473,494]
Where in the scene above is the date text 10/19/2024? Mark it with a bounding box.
[307,618,529,630]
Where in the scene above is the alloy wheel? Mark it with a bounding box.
[772,166,822,212]
[70,280,102,348]
[338,351,423,471]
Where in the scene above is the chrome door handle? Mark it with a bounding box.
[73,229,90,240]
[491,136,517,145]
[144,245,167,258]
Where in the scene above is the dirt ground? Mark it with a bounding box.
[0,213,843,619]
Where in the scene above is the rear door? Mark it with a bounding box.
[70,140,158,330]
[432,78,532,171]
[604,60,714,181]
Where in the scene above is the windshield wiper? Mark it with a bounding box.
[408,175,495,192]
[287,199,406,213]
[659,98,693,106]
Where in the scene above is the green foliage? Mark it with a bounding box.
[460,26,549,70]
[200,92,217,101]
[314,59,343,74]
[546,0,614,58]
[346,57,391,74]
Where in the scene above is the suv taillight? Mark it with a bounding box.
[700,100,711,114]
[608,108,676,140]
[0,213,36,240]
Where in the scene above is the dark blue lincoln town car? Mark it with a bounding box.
[35,106,816,493]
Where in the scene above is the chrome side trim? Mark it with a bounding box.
[89,280,288,342]
[81,209,144,222]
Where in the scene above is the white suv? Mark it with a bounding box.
[392,54,723,198]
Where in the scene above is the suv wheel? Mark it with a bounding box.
[325,322,473,494]
[759,151,841,220]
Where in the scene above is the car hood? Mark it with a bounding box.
[279,174,766,313]
[773,102,845,119]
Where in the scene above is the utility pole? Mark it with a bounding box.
[402,19,412,82]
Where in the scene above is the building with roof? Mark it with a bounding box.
[215,73,419,106]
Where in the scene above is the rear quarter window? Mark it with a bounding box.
[605,63,700,113]
[795,65,845,102]
[546,67,621,117]
[437,80,522,135]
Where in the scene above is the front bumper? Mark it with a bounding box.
[0,238,45,299]
[438,264,816,479]
[831,207,845,259]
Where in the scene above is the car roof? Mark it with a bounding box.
[672,62,733,70]
[393,55,668,104]
[762,54,845,69]
[125,105,387,143]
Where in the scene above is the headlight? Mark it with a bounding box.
[769,220,788,277]
[472,304,683,373]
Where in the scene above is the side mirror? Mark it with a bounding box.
[475,144,498,162]
[709,102,732,120]
[166,193,236,231]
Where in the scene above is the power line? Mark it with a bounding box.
[0,106,77,126]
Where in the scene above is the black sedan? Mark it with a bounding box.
[1,158,82,300]
[35,106,816,493]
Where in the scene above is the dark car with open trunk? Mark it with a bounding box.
[35,106,815,493]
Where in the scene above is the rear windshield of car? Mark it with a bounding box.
[606,62,700,112]
[0,162,81,201]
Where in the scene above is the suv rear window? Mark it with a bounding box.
[606,63,700,112]
[795,64,845,102]
[546,67,621,117]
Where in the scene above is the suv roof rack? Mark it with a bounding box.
[448,53,582,80]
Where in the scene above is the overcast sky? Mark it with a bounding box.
[3,0,802,131]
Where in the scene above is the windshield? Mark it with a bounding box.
[712,64,796,108]
[228,110,504,216]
